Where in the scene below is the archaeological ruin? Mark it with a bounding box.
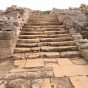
[0,4,88,88]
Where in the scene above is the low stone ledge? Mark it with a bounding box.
[80,49,88,60]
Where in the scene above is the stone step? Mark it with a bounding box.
[21,28,66,31]
[16,42,76,48]
[20,30,68,35]
[18,35,72,39]
[17,40,75,46]
[14,47,40,53]
[14,52,60,59]
[29,23,60,25]
[14,50,80,58]
[27,21,59,24]
[41,41,75,46]
[40,46,78,52]
[15,44,76,52]
[28,20,59,23]
[14,48,30,53]
[28,19,58,21]
[14,52,40,59]
[20,31,43,35]
[40,21,60,23]
[60,51,81,58]
[40,37,73,42]
[29,17,57,19]
[31,78,52,88]
[28,18,58,20]
[16,43,39,48]
[44,30,68,34]
[28,21,59,23]
[17,38,40,43]
[23,25,65,28]
[16,45,77,52]
[28,17,57,19]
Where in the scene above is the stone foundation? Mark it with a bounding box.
[0,5,32,59]
[0,31,17,59]
[53,9,88,60]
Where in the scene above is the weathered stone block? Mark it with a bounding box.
[0,31,16,40]
[0,30,17,59]
[0,40,14,48]
[80,49,88,60]
[72,33,82,40]
[69,28,76,34]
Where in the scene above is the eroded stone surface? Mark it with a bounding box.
[44,58,57,63]
[71,59,88,65]
[41,79,51,88]
[51,76,74,88]
[70,76,88,88]
[6,79,30,88]
[14,60,26,68]
[0,5,88,88]
[57,58,73,65]
[25,58,44,68]
[53,64,88,77]
[60,51,80,58]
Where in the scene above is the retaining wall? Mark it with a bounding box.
[0,6,32,59]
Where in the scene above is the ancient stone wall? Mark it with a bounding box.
[52,5,88,39]
[0,5,32,59]
[51,5,88,60]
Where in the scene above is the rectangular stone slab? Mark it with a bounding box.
[14,60,26,68]
[25,58,44,68]
[53,65,88,77]
[41,79,51,88]
[70,76,88,88]
[57,58,74,65]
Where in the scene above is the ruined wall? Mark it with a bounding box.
[0,5,32,59]
[51,5,88,60]
[51,5,88,39]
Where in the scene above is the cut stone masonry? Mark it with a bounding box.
[0,5,32,59]
[54,7,88,60]
[0,5,88,88]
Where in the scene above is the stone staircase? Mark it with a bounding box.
[3,13,88,88]
[14,14,81,59]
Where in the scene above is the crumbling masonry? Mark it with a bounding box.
[0,5,88,88]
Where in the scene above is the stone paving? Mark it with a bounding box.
[0,57,88,88]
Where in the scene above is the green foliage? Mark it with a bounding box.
[41,11,50,15]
